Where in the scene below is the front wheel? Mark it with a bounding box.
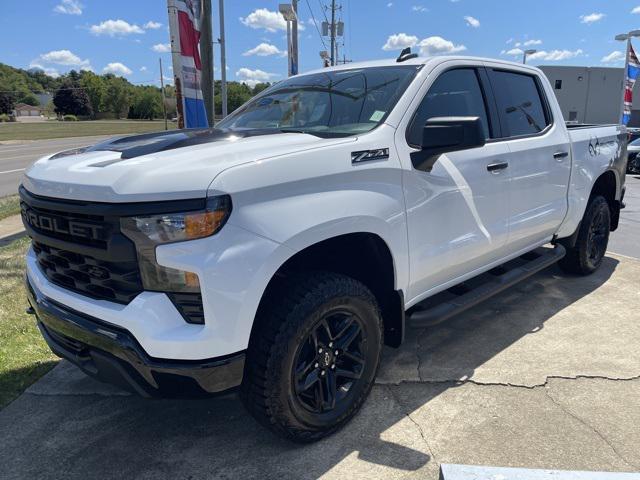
[241,272,383,442]
[559,195,611,275]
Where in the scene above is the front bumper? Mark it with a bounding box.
[26,276,245,397]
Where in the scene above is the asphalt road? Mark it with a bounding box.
[0,136,109,197]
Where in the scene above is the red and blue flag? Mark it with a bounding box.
[623,43,640,125]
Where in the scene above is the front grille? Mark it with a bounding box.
[20,188,144,305]
[33,241,143,303]
[21,187,207,322]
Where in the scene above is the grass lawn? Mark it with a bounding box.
[0,119,176,142]
[0,237,58,409]
[0,195,20,222]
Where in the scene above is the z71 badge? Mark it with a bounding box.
[351,148,390,164]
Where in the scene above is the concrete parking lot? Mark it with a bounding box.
[1,179,639,480]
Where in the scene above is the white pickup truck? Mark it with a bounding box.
[21,51,627,442]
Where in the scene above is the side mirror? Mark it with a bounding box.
[410,116,486,172]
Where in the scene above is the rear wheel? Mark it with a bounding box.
[241,272,383,442]
[559,195,611,275]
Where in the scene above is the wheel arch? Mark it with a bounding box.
[252,232,406,348]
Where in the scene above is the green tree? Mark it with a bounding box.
[128,87,162,120]
[80,72,106,118]
[104,75,131,118]
[53,79,92,117]
[252,83,271,95]
[19,92,40,106]
[0,92,16,114]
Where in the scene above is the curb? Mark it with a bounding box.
[0,214,25,246]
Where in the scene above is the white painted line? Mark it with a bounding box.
[0,168,25,175]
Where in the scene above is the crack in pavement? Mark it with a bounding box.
[385,385,439,467]
[544,389,638,470]
[378,374,640,390]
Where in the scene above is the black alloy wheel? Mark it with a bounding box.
[292,310,366,414]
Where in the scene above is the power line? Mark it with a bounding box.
[305,0,328,50]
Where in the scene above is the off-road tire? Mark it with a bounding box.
[240,272,383,442]
[559,195,611,275]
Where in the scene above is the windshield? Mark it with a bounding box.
[630,138,640,146]
[216,66,421,138]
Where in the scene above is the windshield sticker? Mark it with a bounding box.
[369,111,386,122]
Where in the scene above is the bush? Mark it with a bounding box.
[0,113,9,122]
[62,114,78,122]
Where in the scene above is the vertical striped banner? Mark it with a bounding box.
[623,42,640,126]
[168,0,208,129]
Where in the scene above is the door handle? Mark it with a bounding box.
[553,151,569,160]
[486,162,509,173]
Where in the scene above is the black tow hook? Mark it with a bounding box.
[25,306,35,315]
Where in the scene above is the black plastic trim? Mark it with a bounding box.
[26,276,244,397]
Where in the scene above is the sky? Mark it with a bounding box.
[2,0,640,88]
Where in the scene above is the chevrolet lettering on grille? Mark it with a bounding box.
[22,209,103,241]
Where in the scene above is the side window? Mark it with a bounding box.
[407,68,491,147]
[490,70,551,137]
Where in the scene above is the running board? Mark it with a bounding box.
[407,245,566,328]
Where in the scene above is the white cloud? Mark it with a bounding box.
[418,36,466,56]
[103,62,133,76]
[464,16,480,28]
[524,39,542,46]
[90,19,145,36]
[412,5,428,12]
[144,21,162,30]
[633,6,640,14]
[602,51,625,63]
[501,48,524,56]
[53,0,82,15]
[382,33,418,51]
[242,43,285,57]
[30,50,92,72]
[140,66,148,72]
[528,49,583,61]
[387,2,393,6]
[152,43,171,53]
[240,8,286,32]
[236,67,277,87]
[580,12,605,24]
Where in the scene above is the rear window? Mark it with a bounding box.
[489,70,551,138]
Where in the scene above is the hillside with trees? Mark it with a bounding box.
[0,63,270,120]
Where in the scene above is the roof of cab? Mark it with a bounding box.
[302,54,543,76]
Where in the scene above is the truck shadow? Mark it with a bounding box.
[1,257,620,479]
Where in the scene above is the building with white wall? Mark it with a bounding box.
[539,65,640,126]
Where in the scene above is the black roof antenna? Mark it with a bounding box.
[397,47,418,63]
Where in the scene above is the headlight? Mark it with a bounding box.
[121,195,232,292]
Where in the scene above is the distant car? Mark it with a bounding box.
[628,138,640,174]
[170,117,178,123]
[628,127,640,144]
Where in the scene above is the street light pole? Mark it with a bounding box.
[522,49,537,64]
[291,0,298,75]
[279,4,297,76]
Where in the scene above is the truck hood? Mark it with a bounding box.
[23,128,355,202]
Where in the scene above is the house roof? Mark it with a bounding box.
[14,103,42,111]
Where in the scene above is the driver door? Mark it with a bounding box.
[396,66,512,303]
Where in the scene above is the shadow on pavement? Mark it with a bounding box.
[0,257,619,479]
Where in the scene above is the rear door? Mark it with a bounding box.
[485,67,571,252]
[396,64,512,302]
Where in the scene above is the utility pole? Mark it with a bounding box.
[330,0,336,66]
[219,0,228,118]
[159,58,168,130]
[200,0,214,127]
